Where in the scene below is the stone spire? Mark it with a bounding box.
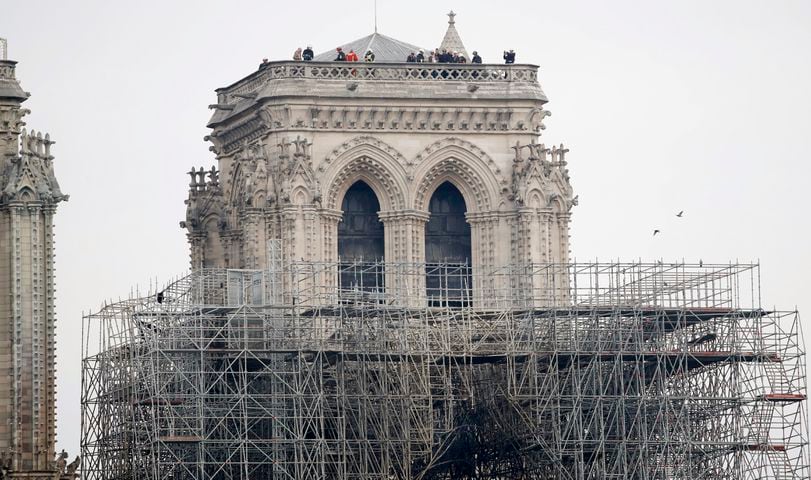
[439,11,469,60]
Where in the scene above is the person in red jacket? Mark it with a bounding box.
[345,49,359,62]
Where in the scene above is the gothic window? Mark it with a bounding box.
[337,181,384,298]
[425,181,472,306]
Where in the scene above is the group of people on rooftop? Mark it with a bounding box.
[405,48,482,64]
[293,46,315,61]
[258,45,517,69]
[332,47,376,62]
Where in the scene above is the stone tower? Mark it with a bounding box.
[0,44,67,478]
[184,18,574,306]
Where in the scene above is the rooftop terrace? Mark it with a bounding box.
[210,61,546,126]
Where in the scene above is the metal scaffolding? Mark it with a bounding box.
[81,261,809,479]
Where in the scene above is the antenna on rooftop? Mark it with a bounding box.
[0,38,7,60]
[374,0,378,33]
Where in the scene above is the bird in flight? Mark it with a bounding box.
[653,229,661,236]
[676,210,684,217]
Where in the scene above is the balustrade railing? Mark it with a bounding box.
[220,61,540,99]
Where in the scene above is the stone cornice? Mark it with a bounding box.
[210,106,546,155]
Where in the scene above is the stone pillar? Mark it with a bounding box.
[467,212,500,308]
[378,210,429,307]
[554,212,572,305]
[187,232,206,270]
[319,209,342,304]
[240,209,264,269]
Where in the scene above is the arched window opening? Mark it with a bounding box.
[337,181,384,299]
[425,181,472,307]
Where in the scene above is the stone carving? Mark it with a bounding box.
[65,456,80,476]
[181,164,222,231]
[292,135,312,158]
[216,104,542,151]
[511,140,525,163]
[323,136,410,211]
[55,449,68,474]
[0,129,67,204]
[0,450,11,479]
[260,136,320,206]
[510,140,575,210]
[216,116,265,154]
[527,107,551,132]
[323,136,409,172]
[412,137,508,211]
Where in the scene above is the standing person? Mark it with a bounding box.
[293,47,303,61]
[364,49,375,62]
[457,53,467,63]
[303,45,314,61]
[335,47,346,61]
[503,49,516,64]
[406,52,417,63]
[471,51,482,63]
[346,49,359,62]
[259,58,270,69]
[416,49,425,62]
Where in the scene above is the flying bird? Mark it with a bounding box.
[676,210,684,217]
[653,229,660,236]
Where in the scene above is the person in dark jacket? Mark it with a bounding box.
[416,49,425,62]
[303,45,314,61]
[406,52,417,62]
[335,47,346,61]
[471,51,482,64]
[438,49,450,63]
[364,49,375,62]
[503,49,516,64]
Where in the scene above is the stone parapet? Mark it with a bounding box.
[209,61,547,128]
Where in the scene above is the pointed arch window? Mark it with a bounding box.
[425,181,472,306]
[337,181,385,299]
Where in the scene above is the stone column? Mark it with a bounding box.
[240,208,264,269]
[318,208,343,304]
[467,212,500,308]
[554,212,572,305]
[378,210,429,307]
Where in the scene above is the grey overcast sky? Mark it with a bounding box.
[2,0,810,456]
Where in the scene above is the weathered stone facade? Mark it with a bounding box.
[0,53,68,479]
[184,23,575,306]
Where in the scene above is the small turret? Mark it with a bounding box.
[0,39,31,166]
[439,11,469,60]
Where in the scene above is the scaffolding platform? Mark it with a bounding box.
[81,261,810,479]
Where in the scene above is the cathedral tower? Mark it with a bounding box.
[0,43,67,478]
[185,16,575,306]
